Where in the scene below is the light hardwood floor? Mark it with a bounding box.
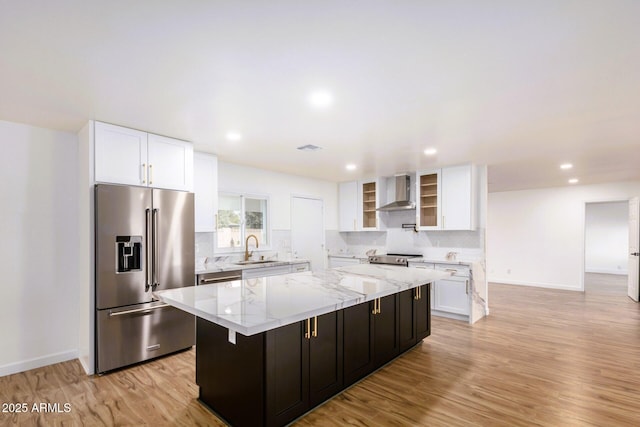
[2,278,639,426]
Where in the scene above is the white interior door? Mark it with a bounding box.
[628,197,639,301]
[291,197,325,271]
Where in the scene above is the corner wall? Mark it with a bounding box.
[487,181,640,290]
[0,120,79,376]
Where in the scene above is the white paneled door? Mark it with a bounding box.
[628,197,639,301]
[291,196,325,271]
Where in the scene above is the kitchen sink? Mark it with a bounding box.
[234,260,279,265]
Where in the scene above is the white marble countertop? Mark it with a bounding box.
[196,259,310,275]
[155,264,451,336]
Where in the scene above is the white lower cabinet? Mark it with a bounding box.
[328,256,363,268]
[410,262,471,320]
[241,262,310,279]
[433,278,469,315]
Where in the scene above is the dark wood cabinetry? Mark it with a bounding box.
[399,284,431,352]
[196,286,430,427]
[343,294,400,386]
[265,311,343,426]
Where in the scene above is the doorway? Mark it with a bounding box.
[291,196,325,271]
[583,201,629,295]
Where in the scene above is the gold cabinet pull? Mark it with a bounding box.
[414,288,419,300]
[304,318,311,339]
[149,164,153,185]
[142,163,147,184]
[312,316,318,337]
[371,299,377,315]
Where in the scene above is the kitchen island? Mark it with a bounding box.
[154,264,450,427]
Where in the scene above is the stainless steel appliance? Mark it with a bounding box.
[368,253,421,266]
[95,184,195,373]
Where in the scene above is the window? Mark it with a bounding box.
[216,193,269,251]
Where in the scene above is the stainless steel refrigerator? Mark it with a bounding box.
[95,183,195,373]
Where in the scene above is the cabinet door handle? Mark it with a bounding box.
[371,298,381,315]
[442,215,445,229]
[414,288,419,300]
[312,316,318,337]
[142,163,147,184]
[149,164,153,185]
[304,318,311,339]
[465,279,469,295]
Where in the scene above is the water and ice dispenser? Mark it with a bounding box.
[115,236,142,272]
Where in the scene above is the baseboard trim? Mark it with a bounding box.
[585,269,627,275]
[489,278,582,292]
[0,350,78,378]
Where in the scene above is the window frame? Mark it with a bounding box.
[214,191,271,254]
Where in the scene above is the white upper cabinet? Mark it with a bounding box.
[147,133,193,191]
[194,152,218,232]
[338,181,358,232]
[338,178,386,232]
[357,178,386,231]
[441,165,474,230]
[94,122,148,186]
[417,164,476,231]
[94,121,193,191]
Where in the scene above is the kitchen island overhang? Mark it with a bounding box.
[154,264,451,427]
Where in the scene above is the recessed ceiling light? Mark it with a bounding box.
[560,163,573,170]
[568,178,579,184]
[346,163,357,171]
[226,131,242,141]
[309,90,333,108]
[297,144,322,151]
[423,148,437,156]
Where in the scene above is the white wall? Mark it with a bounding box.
[218,161,338,230]
[488,181,640,291]
[585,201,628,275]
[0,120,79,376]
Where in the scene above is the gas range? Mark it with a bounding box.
[367,253,421,267]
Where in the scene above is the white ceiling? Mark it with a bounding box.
[1,1,639,192]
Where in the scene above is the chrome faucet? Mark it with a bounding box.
[245,234,259,261]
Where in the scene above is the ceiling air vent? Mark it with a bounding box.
[297,144,322,151]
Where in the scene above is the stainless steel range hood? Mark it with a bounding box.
[377,174,415,211]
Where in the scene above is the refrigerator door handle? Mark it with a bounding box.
[152,208,159,290]
[145,208,151,292]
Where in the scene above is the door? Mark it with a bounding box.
[95,184,152,309]
[291,196,325,271]
[628,197,639,301]
[343,302,374,386]
[434,278,470,315]
[152,189,195,292]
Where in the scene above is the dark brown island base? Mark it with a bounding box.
[195,284,431,427]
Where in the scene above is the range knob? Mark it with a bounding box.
[397,258,405,264]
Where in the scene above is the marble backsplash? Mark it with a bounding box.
[197,225,485,264]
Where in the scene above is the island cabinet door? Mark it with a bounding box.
[308,311,344,406]
[265,311,344,427]
[399,284,431,353]
[265,321,309,427]
[415,284,431,341]
[343,301,375,387]
[373,294,400,368]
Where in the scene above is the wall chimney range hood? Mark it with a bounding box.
[377,174,415,211]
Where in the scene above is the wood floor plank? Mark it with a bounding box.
[1,274,639,426]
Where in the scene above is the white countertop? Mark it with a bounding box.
[195,259,309,275]
[154,264,451,336]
